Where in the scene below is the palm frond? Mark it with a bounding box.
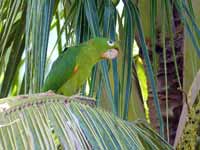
[1,0,200,145]
[24,0,55,93]
[0,93,172,149]
[0,0,25,98]
[175,68,200,147]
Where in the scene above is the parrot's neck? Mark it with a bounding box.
[78,45,102,65]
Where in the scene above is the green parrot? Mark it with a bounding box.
[43,37,119,96]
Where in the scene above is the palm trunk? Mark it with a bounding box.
[139,6,184,144]
[136,5,183,144]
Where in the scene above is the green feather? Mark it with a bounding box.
[43,37,119,96]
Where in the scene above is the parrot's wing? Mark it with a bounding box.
[43,47,80,92]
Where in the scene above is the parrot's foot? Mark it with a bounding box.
[42,90,56,96]
[46,90,55,94]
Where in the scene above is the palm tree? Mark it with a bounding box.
[137,0,200,146]
[0,0,200,149]
[137,1,184,144]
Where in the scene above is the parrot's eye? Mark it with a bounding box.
[107,40,114,46]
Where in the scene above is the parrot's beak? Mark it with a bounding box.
[101,49,118,59]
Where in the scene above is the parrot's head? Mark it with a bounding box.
[88,37,120,60]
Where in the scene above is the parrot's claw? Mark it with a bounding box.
[40,90,56,97]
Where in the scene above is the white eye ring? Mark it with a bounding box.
[107,40,114,46]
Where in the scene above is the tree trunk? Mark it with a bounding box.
[140,7,184,144]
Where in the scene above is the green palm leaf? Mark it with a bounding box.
[0,93,172,149]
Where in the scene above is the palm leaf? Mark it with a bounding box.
[24,0,55,93]
[0,93,172,149]
[1,0,200,146]
[175,0,200,146]
[175,68,200,147]
[0,0,25,97]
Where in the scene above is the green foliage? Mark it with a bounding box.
[0,93,172,149]
[138,0,200,138]
[175,68,200,148]
[177,98,200,150]
[0,0,26,97]
[1,0,200,145]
